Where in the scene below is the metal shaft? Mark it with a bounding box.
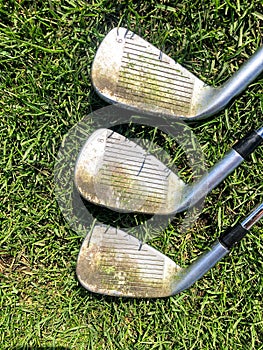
[241,203,263,230]
[178,149,244,212]
[172,241,229,294]
[200,46,263,118]
[172,202,263,294]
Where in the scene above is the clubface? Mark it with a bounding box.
[76,224,181,298]
[91,27,208,119]
[74,128,186,214]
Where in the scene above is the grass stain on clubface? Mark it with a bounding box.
[77,226,182,298]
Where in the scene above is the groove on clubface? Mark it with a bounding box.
[115,37,195,115]
[76,225,181,298]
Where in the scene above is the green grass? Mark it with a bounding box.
[0,0,262,349]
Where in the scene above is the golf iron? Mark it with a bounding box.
[74,126,263,214]
[91,27,263,121]
[76,203,263,298]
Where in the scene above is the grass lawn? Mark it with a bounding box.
[0,0,262,349]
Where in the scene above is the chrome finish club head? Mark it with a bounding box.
[92,27,263,121]
[74,128,186,215]
[76,204,263,298]
[75,127,262,215]
[76,225,181,298]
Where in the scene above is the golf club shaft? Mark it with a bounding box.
[172,203,263,294]
[220,203,263,249]
[222,45,263,97]
[202,46,263,119]
[179,127,263,212]
[242,203,263,230]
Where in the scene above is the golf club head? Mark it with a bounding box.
[76,224,181,298]
[76,204,263,298]
[74,128,186,214]
[92,27,263,120]
[91,27,214,119]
